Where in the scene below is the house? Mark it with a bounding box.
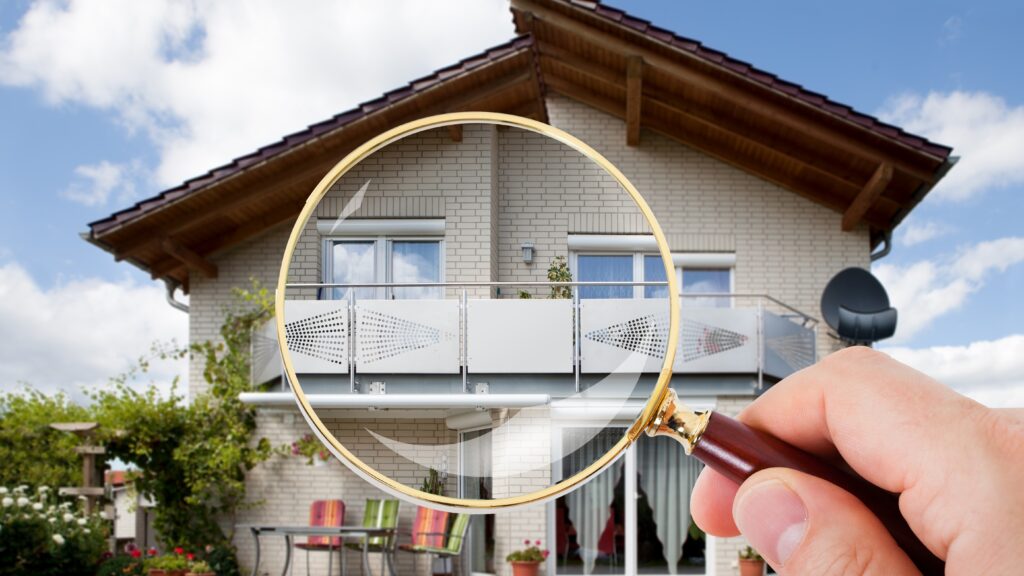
[84,1,953,575]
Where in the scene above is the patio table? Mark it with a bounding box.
[239,524,397,576]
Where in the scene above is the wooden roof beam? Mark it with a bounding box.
[517,0,939,183]
[843,163,894,231]
[159,237,218,279]
[626,56,643,146]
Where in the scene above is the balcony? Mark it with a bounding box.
[249,282,818,403]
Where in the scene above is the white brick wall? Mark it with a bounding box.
[185,94,869,576]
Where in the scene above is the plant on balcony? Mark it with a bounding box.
[547,256,572,299]
[144,551,190,576]
[738,545,765,576]
[506,539,549,576]
[418,468,446,496]
[291,434,329,466]
[186,559,214,576]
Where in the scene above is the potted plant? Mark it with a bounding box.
[738,545,765,576]
[186,560,215,576]
[506,539,549,576]
[291,434,330,466]
[145,552,190,576]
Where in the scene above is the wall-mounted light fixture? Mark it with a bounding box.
[521,242,534,264]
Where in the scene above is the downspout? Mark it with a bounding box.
[164,279,189,313]
[869,230,892,262]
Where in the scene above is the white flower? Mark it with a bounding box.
[48,517,57,524]
[38,485,49,493]
[16,497,29,507]
[83,528,90,534]
[32,502,43,511]
[0,487,8,494]
[77,495,88,501]
[63,512,75,522]
[1,497,12,507]
[77,518,87,526]
[15,485,28,493]
[52,534,65,546]
[99,510,109,520]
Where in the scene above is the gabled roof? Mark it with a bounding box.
[86,0,952,291]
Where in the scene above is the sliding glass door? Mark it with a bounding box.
[552,429,708,576]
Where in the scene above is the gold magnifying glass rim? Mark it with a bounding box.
[276,112,680,511]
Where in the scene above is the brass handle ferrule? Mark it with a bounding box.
[645,389,711,455]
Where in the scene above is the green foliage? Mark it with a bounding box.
[0,486,109,576]
[199,543,240,576]
[0,390,91,489]
[189,560,212,573]
[739,545,764,561]
[516,289,533,299]
[96,555,146,576]
[418,468,445,496]
[547,256,572,299]
[506,539,548,564]
[145,554,190,570]
[687,518,705,542]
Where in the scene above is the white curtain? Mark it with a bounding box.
[564,428,622,575]
[639,436,702,574]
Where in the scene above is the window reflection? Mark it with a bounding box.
[391,241,441,299]
[577,255,632,299]
[330,241,375,300]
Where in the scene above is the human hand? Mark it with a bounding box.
[690,346,1024,575]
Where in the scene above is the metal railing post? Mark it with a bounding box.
[462,288,468,393]
[573,289,581,393]
[756,297,764,391]
[349,289,356,394]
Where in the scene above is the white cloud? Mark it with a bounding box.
[0,262,187,401]
[881,335,1024,408]
[874,236,1024,341]
[899,219,952,247]
[941,16,963,43]
[60,160,136,206]
[878,91,1024,201]
[0,0,513,187]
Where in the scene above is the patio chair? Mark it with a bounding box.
[343,499,401,575]
[292,499,345,576]
[398,512,471,576]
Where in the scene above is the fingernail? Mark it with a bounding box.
[734,479,808,566]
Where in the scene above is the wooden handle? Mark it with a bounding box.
[693,411,944,575]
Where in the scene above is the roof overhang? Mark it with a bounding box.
[85,1,953,290]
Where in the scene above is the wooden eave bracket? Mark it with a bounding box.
[842,163,894,231]
[160,237,218,279]
[626,55,643,146]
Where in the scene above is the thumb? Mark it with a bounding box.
[733,468,921,576]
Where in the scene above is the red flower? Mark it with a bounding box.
[130,550,142,558]
[174,546,184,555]
[523,539,530,546]
[186,553,195,561]
[542,550,550,559]
[148,548,158,556]
[535,540,541,546]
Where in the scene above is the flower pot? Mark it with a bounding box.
[186,573,215,576]
[148,570,188,576]
[510,561,540,576]
[739,558,765,576]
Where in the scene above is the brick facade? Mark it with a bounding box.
[187,95,867,575]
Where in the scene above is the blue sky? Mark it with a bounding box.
[0,0,1020,405]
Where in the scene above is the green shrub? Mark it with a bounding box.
[0,486,108,576]
[96,555,146,576]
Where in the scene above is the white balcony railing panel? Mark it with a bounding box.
[763,310,817,377]
[355,300,460,374]
[677,307,758,373]
[467,300,574,373]
[580,299,667,374]
[282,300,349,374]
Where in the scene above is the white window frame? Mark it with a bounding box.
[322,235,445,300]
[570,248,734,303]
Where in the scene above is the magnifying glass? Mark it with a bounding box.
[276,112,941,573]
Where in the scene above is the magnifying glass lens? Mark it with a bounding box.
[279,117,674,507]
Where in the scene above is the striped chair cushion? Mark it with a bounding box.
[411,507,449,548]
[305,499,345,547]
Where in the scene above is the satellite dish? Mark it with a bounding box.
[820,267,897,344]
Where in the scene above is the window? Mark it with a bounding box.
[324,237,443,300]
[572,251,732,306]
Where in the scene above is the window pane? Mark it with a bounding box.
[643,255,668,299]
[330,241,375,300]
[391,241,441,299]
[682,268,730,308]
[577,255,632,299]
